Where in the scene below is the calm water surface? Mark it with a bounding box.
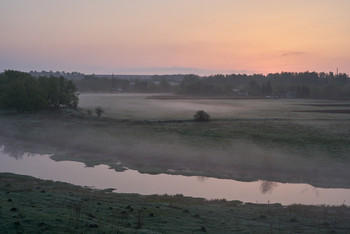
[0,146,349,206]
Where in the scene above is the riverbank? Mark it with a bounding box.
[1,172,349,233]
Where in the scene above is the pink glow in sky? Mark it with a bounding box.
[1,0,350,75]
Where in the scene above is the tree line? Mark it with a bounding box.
[0,70,79,112]
[69,71,350,99]
[29,70,85,80]
[2,70,350,104]
[74,75,176,93]
[178,72,350,99]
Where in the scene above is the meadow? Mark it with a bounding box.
[1,93,350,188]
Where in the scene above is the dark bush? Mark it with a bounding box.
[194,110,210,122]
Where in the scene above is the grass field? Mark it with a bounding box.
[1,172,350,233]
[78,93,350,120]
[1,94,350,188]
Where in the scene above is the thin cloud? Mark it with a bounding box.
[281,51,305,57]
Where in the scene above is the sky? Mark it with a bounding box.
[1,0,350,75]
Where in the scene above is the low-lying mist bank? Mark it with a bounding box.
[2,173,350,233]
[1,103,350,189]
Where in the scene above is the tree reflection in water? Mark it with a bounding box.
[0,145,34,159]
[260,181,278,194]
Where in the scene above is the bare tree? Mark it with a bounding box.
[95,106,104,118]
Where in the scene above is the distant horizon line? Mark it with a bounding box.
[2,69,348,77]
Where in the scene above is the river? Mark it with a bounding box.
[0,146,349,206]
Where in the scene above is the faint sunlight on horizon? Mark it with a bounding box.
[1,0,350,75]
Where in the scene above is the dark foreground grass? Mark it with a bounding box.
[1,173,350,233]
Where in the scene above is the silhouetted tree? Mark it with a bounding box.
[194,110,210,122]
[0,71,46,112]
[0,70,79,112]
[160,78,171,92]
[95,106,104,118]
[38,76,79,109]
[263,81,272,95]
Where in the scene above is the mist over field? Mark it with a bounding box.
[3,93,347,186]
[1,92,349,183]
[78,93,320,120]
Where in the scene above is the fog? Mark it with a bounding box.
[78,93,325,120]
[1,93,350,194]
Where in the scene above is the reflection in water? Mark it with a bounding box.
[260,181,278,194]
[1,146,350,206]
[0,145,35,159]
[301,186,320,197]
[197,176,208,183]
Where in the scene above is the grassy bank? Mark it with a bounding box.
[1,172,350,233]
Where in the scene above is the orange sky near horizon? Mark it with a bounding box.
[1,0,350,75]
